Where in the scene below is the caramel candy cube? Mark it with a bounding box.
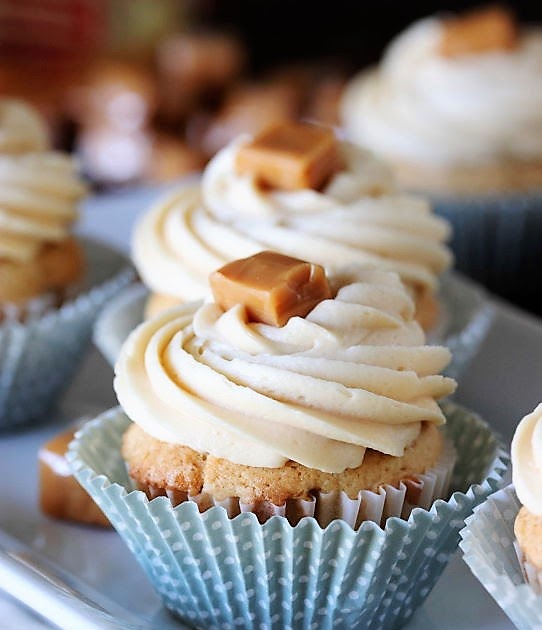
[39,429,110,528]
[210,251,332,327]
[439,6,518,57]
[236,122,342,191]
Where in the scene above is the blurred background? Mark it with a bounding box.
[0,0,538,189]
[1,0,541,309]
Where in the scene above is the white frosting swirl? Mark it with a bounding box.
[0,153,87,263]
[115,267,456,472]
[512,403,542,516]
[132,137,451,300]
[341,19,542,166]
[0,99,48,154]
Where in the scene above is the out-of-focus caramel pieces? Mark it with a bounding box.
[439,6,518,57]
[210,251,332,327]
[236,122,342,191]
[39,429,110,528]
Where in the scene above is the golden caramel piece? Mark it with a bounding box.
[210,251,332,327]
[39,429,110,528]
[236,122,342,191]
[439,6,518,57]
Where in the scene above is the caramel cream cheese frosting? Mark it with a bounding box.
[132,136,451,301]
[0,99,49,154]
[512,404,542,516]
[341,18,542,167]
[115,267,456,472]
[0,153,87,263]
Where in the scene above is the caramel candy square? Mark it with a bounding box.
[236,122,342,191]
[439,6,518,57]
[210,251,332,327]
[39,429,110,528]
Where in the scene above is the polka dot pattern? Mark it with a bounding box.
[461,485,542,628]
[69,402,508,629]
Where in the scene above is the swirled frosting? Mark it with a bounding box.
[341,18,542,166]
[512,404,542,516]
[115,267,456,472]
[0,99,48,154]
[0,153,87,263]
[132,136,451,301]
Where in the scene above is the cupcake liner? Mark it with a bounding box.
[0,238,134,431]
[135,438,456,528]
[431,272,493,381]
[92,282,147,366]
[515,543,542,594]
[460,485,542,629]
[68,401,508,630]
[433,190,542,312]
[0,291,58,323]
[94,273,492,382]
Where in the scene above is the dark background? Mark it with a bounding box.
[204,1,542,70]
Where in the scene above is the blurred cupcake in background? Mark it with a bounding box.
[70,253,506,629]
[132,121,452,332]
[0,98,132,430]
[341,6,542,308]
[0,99,86,319]
[461,404,542,628]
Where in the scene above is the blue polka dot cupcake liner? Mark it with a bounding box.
[93,273,492,383]
[432,190,542,311]
[0,239,134,430]
[460,485,542,629]
[68,401,507,630]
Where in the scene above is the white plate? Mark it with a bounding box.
[4,185,542,629]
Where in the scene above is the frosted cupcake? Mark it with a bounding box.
[513,404,542,592]
[460,405,542,627]
[133,121,452,330]
[341,6,542,306]
[0,99,133,429]
[119,253,456,518]
[70,252,506,628]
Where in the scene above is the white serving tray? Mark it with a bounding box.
[3,185,542,630]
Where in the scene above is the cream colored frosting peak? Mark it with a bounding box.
[0,153,87,263]
[115,267,456,472]
[132,136,452,301]
[0,99,49,154]
[512,403,542,516]
[341,18,542,166]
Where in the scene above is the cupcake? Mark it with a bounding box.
[0,152,86,318]
[460,405,542,627]
[0,98,48,154]
[512,404,542,593]
[132,121,452,332]
[70,252,507,629]
[0,99,133,429]
[341,6,542,308]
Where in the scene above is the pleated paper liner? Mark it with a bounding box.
[93,272,493,381]
[0,238,134,430]
[136,437,456,529]
[461,485,542,630]
[433,189,542,312]
[69,401,507,630]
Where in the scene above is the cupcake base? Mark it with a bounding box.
[123,421,456,528]
[69,401,507,630]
